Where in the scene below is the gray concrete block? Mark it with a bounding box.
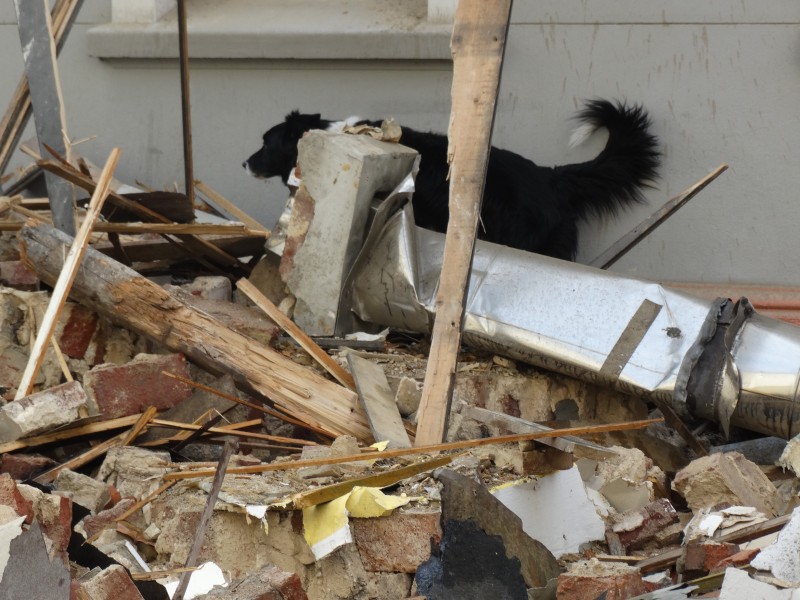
[287,131,418,335]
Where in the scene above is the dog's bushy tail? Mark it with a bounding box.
[557,99,660,221]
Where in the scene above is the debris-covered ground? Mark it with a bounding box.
[4,2,800,599]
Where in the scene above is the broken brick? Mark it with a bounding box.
[0,452,56,481]
[556,559,647,600]
[0,473,33,522]
[18,484,73,563]
[59,303,100,359]
[76,565,145,600]
[683,541,741,575]
[83,353,193,418]
[711,547,761,572]
[352,511,442,573]
[0,260,38,289]
[613,498,679,551]
[672,451,781,517]
[79,497,136,539]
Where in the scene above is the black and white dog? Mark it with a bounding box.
[243,100,660,260]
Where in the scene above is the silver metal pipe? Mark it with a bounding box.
[344,197,800,439]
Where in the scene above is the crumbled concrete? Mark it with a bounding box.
[195,564,307,599]
[97,447,171,524]
[672,451,781,516]
[54,468,110,514]
[752,506,800,583]
[719,567,799,600]
[0,381,92,443]
[578,446,659,513]
[394,377,422,417]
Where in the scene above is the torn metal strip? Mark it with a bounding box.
[346,202,800,439]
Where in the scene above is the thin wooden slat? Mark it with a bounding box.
[150,418,317,447]
[195,180,268,233]
[15,148,120,399]
[164,417,663,480]
[0,414,142,454]
[291,454,456,509]
[237,278,356,390]
[415,0,513,446]
[33,405,154,484]
[590,164,729,269]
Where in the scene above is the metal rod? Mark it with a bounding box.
[177,0,194,206]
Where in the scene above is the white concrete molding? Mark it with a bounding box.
[111,0,175,24]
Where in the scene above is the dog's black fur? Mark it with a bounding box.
[243,100,660,260]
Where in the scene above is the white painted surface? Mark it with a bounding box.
[492,468,606,558]
[1,1,799,285]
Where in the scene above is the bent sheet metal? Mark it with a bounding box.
[343,197,800,440]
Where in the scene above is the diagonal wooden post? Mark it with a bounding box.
[414,0,513,446]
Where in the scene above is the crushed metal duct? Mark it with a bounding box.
[341,188,800,440]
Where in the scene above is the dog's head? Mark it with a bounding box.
[243,111,326,184]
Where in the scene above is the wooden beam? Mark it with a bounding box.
[347,353,412,448]
[415,0,512,446]
[15,148,120,399]
[19,222,373,441]
[13,0,76,234]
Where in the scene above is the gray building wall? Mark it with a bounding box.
[2,1,799,286]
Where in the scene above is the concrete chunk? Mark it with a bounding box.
[0,381,91,443]
[672,451,781,516]
[53,468,110,514]
[285,130,418,335]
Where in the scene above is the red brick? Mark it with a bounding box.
[352,511,442,573]
[0,473,34,522]
[0,453,56,481]
[59,304,100,359]
[557,562,647,600]
[81,497,136,539]
[614,498,679,551]
[28,492,73,564]
[77,565,145,600]
[683,541,740,574]
[711,547,760,572]
[0,261,38,289]
[84,354,193,418]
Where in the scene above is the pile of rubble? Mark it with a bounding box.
[3,130,800,600]
[7,1,800,598]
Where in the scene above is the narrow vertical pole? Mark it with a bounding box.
[177,0,195,206]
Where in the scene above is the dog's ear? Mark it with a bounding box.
[285,113,323,138]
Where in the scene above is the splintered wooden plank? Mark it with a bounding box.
[347,353,411,449]
[415,0,512,446]
[13,0,75,235]
[19,222,373,442]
